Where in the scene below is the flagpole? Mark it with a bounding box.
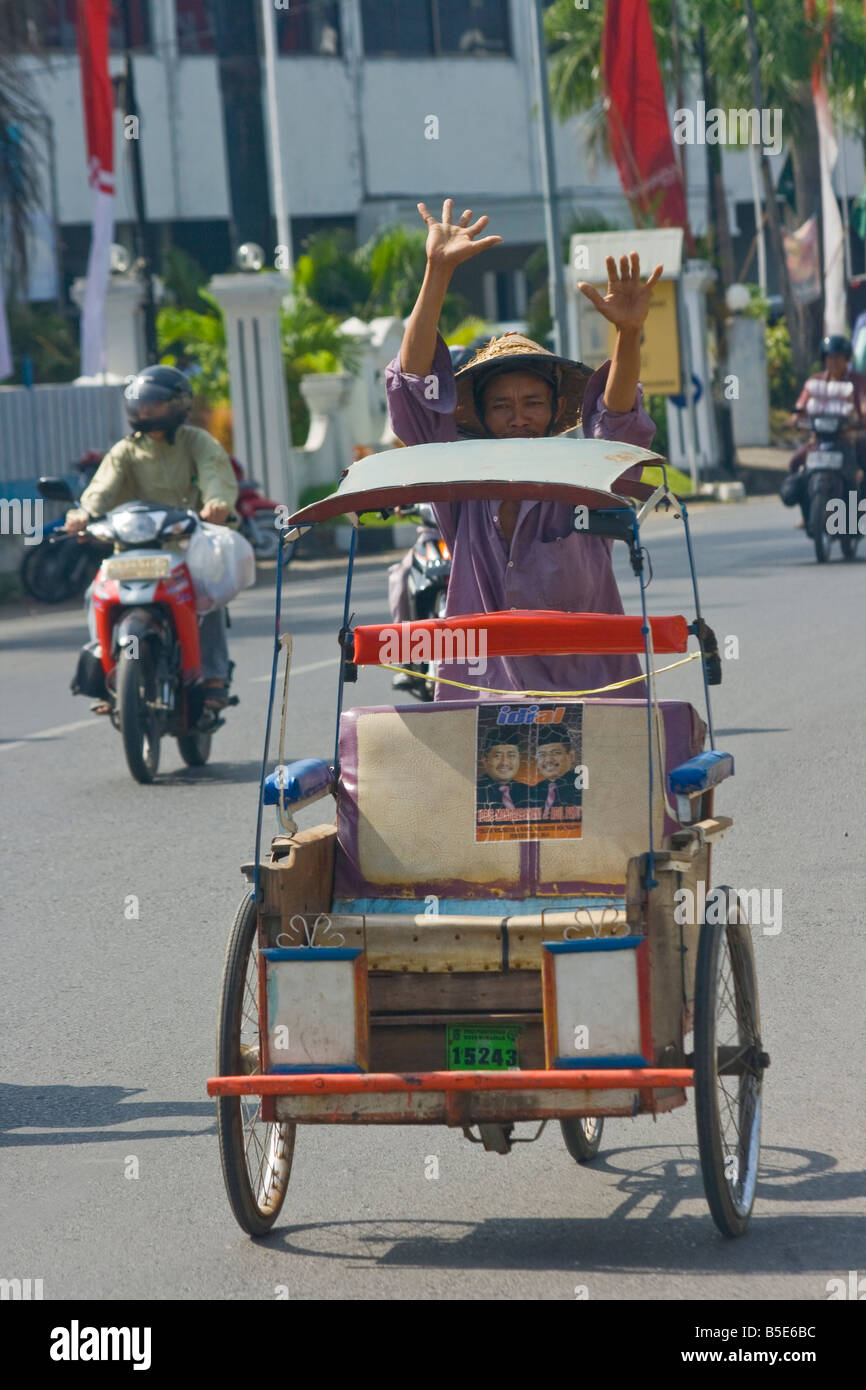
[121,0,157,361]
[531,0,568,357]
[262,0,292,276]
[835,99,853,287]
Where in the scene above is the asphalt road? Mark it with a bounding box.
[1,497,864,1301]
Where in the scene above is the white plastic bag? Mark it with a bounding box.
[185,522,256,613]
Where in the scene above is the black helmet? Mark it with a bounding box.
[820,334,851,361]
[124,365,193,442]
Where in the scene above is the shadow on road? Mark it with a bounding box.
[0,1084,215,1146]
[258,1145,865,1273]
[714,728,790,737]
[153,759,265,787]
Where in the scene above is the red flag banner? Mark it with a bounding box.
[603,0,690,233]
[76,0,115,376]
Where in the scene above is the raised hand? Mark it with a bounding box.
[578,254,663,333]
[417,198,503,271]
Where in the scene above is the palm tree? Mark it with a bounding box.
[543,0,854,372]
[0,1,48,289]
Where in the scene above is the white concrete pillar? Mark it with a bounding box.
[337,316,376,446]
[208,271,296,509]
[337,315,403,451]
[681,260,721,470]
[726,316,770,447]
[299,372,353,490]
[70,273,152,379]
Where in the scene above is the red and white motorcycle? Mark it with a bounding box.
[68,498,239,782]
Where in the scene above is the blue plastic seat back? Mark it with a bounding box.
[668,749,734,796]
[264,757,333,806]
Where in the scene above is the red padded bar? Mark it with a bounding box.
[351,611,689,664]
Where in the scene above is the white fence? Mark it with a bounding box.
[0,383,126,495]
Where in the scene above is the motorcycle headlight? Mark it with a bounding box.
[113,511,159,543]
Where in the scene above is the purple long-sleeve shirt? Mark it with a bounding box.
[385,334,656,700]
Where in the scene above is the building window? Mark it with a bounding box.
[176,2,341,59]
[176,0,215,54]
[277,2,341,56]
[436,0,510,56]
[361,0,509,57]
[39,0,152,51]
[360,1,434,56]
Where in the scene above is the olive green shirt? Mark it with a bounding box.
[80,425,238,518]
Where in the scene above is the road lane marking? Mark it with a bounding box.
[1,659,344,751]
[0,717,104,755]
[250,658,339,683]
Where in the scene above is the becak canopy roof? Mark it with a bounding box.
[288,437,666,527]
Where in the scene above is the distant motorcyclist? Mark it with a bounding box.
[65,365,239,710]
[783,336,866,527]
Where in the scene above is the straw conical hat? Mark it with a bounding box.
[454,332,594,438]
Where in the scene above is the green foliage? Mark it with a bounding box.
[159,246,213,313]
[642,461,694,495]
[765,320,798,410]
[281,291,362,446]
[0,4,47,288]
[156,283,364,442]
[298,481,339,509]
[545,0,677,169]
[294,229,371,318]
[736,286,800,408]
[5,301,79,383]
[445,316,493,347]
[645,395,670,458]
[828,0,866,137]
[156,305,228,402]
[359,224,427,318]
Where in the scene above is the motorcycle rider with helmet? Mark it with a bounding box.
[783,335,866,528]
[65,365,239,710]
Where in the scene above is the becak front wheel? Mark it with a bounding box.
[216,893,295,1236]
[694,888,766,1237]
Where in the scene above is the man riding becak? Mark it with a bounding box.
[386,198,662,701]
[65,365,239,711]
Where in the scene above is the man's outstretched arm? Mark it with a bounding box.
[400,198,502,376]
[578,253,662,413]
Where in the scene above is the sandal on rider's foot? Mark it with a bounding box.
[203,680,230,710]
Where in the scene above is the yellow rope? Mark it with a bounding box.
[380,651,701,698]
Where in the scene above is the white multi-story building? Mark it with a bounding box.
[14,0,866,316]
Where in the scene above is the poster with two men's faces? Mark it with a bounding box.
[475,703,584,842]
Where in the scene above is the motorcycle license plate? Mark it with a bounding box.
[806,450,843,469]
[104,555,172,580]
[446,1025,520,1070]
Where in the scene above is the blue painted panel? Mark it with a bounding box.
[267,1063,364,1075]
[553,1054,650,1069]
[543,936,643,954]
[332,896,626,917]
[262,947,362,962]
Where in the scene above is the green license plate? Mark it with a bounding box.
[446,1025,521,1071]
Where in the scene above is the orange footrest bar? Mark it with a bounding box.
[350,611,690,665]
[207,1068,694,1098]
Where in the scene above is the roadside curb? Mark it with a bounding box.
[734,445,790,498]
